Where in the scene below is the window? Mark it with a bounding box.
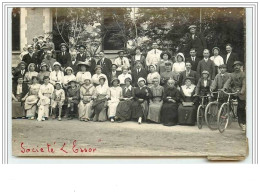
[12,8,20,51]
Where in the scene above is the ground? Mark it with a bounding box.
[12,119,248,160]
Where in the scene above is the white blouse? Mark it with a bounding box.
[95,84,110,99]
[181,84,196,97]
[76,71,91,84]
[172,62,186,74]
[210,55,224,67]
[109,86,122,102]
[118,73,132,84]
[63,74,76,85]
[49,71,64,85]
[147,72,161,84]
[92,73,108,86]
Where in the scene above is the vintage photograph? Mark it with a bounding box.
[11,7,247,159]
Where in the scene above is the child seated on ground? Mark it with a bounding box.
[51,82,65,121]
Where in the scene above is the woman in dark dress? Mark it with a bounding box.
[161,79,181,126]
[130,47,146,71]
[115,77,134,122]
[131,77,151,124]
[12,76,29,118]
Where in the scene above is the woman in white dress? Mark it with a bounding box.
[78,78,96,122]
[210,47,224,74]
[23,76,41,120]
[49,62,64,85]
[107,78,122,122]
[172,52,186,81]
[147,64,160,88]
[75,61,92,85]
[91,65,108,87]
[24,63,38,84]
[63,66,76,89]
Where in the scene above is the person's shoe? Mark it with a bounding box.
[58,117,62,121]
[84,118,89,122]
[111,118,115,123]
[41,117,45,121]
[138,117,142,124]
[45,117,48,120]
[31,117,35,120]
[242,124,246,131]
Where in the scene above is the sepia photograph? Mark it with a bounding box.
[11,7,248,159]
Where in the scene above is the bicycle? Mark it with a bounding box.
[205,90,221,130]
[196,94,210,129]
[217,90,239,133]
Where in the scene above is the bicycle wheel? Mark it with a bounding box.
[197,105,204,129]
[205,102,219,130]
[217,103,230,133]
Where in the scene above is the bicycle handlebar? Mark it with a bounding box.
[222,90,240,95]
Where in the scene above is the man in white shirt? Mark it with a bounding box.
[114,51,130,73]
[145,42,162,67]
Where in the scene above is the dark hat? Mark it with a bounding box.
[212,47,220,53]
[165,62,172,66]
[124,77,132,83]
[219,64,227,69]
[43,76,50,80]
[183,77,195,84]
[95,65,103,70]
[78,45,86,49]
[111,78,120,85]
[111,64,118,68]
[60,43,68,48]
[160,51,172,59]
[202,70,210,75]
[18,61,27,67]
[41,45,50,50]
[38,35,44,39]
[99,76,106,82]
[31,76,38,81]
[188,25,197,29]
[68,79,77,85]
[117,50,125,54]
[77,61,90,67]
[233,61,243,67]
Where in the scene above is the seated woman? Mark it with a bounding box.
[107,78,122,122]
[131,77,151,124]
[115,77,134,122]
[91,65,109,87]
[24,63,38,84]
[78,78,96,122]
[37,76,54,121]
[178,77,197,125]
[147,64,161,88]
[66,80,80,120]
[161,79,181,126]
[51,82,65,121]
[118,65,132,89]
[75,61,92,86]
[92,76,110,122]
[157,51,173,74]
[12,76,29,119]
[160,62,178,87]
[49,62,64,86]
[23,76,41,120]
[63,66,76,89]
[147,77,164,123]
[37,62,50,84]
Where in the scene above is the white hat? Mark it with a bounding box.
[138,77,146,84]
[65,67,73,72]
[53,62,61,67]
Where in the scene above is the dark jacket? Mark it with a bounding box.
[66,60,79,75]
[85,58,97,75]
[22,53,38,68]
[13,70,27,84]
[187,33,207,57]
[197,59,216,80]
[195,78,212,96]
[76,53,87,62]
[12,82,29,98]
[97,58,112,76]
[107,71,120,86]
[223,52,239,73]
[130,55,146,70]
[56,51,71,68]
[186,56,201,71]
[132,68,148,87]
[178,70,198,86]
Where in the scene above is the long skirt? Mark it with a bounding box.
[78,100,93,119]
[177,104,197,125]
[26,105,37,117]
[116,100,133,120]
[12,98,25,118]
[147,100,163,123]
[107,100,120,118]
[92,99,107,122]
[131,100,148,120]
[161,102,178,125]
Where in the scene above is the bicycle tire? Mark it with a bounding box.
[217,103,229,133]
[197,105,204,129]
[205,102,219,130]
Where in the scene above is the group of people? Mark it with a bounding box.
[12,25,246,130]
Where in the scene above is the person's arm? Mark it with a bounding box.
[210,75,217,91]
[196,62,201,79]
[199,33,207,49]
[195,79,201,95]
[240,74,246,95]
[79,87,84,99]
[12,93,18,101]
[223,76,232,91]
[211,61,216,80]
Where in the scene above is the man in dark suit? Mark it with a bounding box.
[22,45,38,70]
[13,61,27,83]
[107,64,120,86]
[186,48,201,71]
[132,60,147,87]
[76,45,87,62]
[97,51,112,76]
[66,51,79,74]
[85,51,96,75]
[223,44,239,73]
[56,43,71,69]
[197,49,216,80]
[179,61,197,86]
[187,25,207,58]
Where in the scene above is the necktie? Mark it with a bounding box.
[193,57,195,62]
[154,49,156,54]
[121,58,123,65]
[63,52,65,56]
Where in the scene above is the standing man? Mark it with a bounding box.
[13,61,27,83]
[56,43,71,69]
[114,50,130,73]
[22,45,38,70]
[186,48,201,71]
[97,51,112,76]
[197,49,216,80]
[187,25,207,58]
[132,60,148,87]
[145,42,162,68]
[85,50,97,75]
[42,50,57,71]
[76,45,87,62]
[178,61,198,86]
[223,61,246,131]
[66,51,79,74]
[223,44,239,73]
